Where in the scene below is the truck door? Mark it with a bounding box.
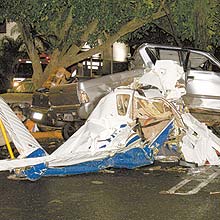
[185,50,220,110]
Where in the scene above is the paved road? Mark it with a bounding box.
[0,161,220,220]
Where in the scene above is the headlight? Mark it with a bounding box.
[32,112,43,121]
[13,81,20,87]
[79,90,89,103]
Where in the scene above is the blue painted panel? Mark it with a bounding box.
[23,148,48,181]
[22,121,174,179]
[44,147,154,176]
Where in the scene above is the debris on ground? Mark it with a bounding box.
[0,60,220,181]
[155,155,179,163]
[91,180,104,185]
[99,169,115,174]
[148,166,162,171]
[178,160,198,168]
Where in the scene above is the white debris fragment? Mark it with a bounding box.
[139,60,186,100]
[181,113,220,166]
[1,56,220,181]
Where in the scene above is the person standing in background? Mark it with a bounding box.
[12,105,39,132]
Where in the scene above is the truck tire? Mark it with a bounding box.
[61,122,83,140]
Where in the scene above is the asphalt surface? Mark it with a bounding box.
[0,139,220,220]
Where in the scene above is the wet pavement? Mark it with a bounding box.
[0,162,220,220]
[0,139,220,220]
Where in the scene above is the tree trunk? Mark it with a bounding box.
[17,23,43,89]
[39,48,62,87]
[29,52,43,89]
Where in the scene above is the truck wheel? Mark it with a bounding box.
[62,122,82,140]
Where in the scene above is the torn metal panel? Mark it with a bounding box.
[135,60,220,166]
[44,121,174,177]
[0,59,220,181]
[180,113,220,166]
[0,88,177,180]
[48,89,177,168]
[138,60,186,100]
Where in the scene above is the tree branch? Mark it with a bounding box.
[62,0,167,67]
[80,19,98,44]
[60,19,98,65]
[58,7,73,41]
[162,4,181,46]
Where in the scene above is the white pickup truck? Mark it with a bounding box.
[132,43,220,110]
[131,44,220,129]
[30,43,220,139]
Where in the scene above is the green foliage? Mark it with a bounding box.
[0,36,26,75]
[2,0,220,86]
[0,0,160,51]
[167,0,220,50]
[1,0,220,52]
[1,0,167,87]
[123,0,220,50]
[0,36,27,90]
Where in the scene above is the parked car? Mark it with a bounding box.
[30,43,220,139]
[12,55,49,87]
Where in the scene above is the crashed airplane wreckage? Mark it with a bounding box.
[0,60,220,181]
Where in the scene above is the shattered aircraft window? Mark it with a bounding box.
[116,94,130,116]
[135,98,163,118]
[134,98,172,120]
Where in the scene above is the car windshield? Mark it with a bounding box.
[14,63,33,78]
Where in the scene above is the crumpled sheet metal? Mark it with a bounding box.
[135,60,220,166]
[0,60,220,181]
[181,113,220,166]
[0,88,176,180]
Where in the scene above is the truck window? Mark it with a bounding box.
[14,63,33,78]
[145,48,157,64]
[188,52,220,72]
